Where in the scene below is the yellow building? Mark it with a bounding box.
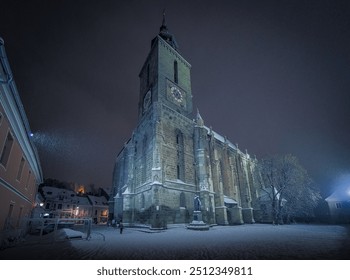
[0,37,43,246]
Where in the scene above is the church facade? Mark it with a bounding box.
[110,17,261,228]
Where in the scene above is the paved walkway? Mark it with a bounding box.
[0,223,349,260]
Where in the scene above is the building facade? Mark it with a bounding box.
[0,38,43,244]
[41,186,81,218]
[41,186,109,223]
[326,189,350,224]
[110,17,260,228]
[87,195,109,224]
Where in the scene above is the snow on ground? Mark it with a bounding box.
[0,224,349,260]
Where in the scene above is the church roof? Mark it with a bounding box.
[326,188,350,202]
[87,195,108,206]
[203,125,237,150]
[224,196,238,205]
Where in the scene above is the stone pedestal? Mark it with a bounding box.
[187,211,210,231]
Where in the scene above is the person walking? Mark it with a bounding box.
[119,221,124,234]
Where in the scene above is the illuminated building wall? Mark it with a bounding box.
[0,38,43,245]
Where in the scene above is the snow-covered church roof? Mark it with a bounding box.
[203,125,237,150]
[326,188,350,202]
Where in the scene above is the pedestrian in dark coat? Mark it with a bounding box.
[119,222,124,234]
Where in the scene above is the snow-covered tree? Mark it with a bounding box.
[258,154,321,224]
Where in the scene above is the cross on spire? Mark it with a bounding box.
[160,9,168,33]
[158,10,178,50]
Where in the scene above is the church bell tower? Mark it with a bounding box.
[138,13,193,120]
[112,14,197,228]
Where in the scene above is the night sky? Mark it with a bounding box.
[1,0,349,196]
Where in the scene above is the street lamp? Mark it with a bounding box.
[75,206,79,218]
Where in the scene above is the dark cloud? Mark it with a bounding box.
[1,0,349,196]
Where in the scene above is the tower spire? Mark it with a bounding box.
[157,10,178,50]
[161,9,166,29]
[160,9,168,33]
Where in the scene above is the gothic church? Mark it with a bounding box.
[110,16,260,228]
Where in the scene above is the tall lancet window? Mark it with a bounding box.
[174,60,178,84]
[141,193,145,209]
[142,134,148,182]
[175,129,185,181]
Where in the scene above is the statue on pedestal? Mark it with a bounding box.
[187,194,209,231]
[194,195,201,211]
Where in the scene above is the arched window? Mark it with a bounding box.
[180,192,186,208]
[142,134,148,182]
[142,135,148,153]
[176,133,181,144]
[141,193,145,209]
[0,132,14,167]
[174,60,178,84]
[220,159,230,196]
[175,129,185,181]
[175,129,184,147]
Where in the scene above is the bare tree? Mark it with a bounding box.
[258,154,321,224]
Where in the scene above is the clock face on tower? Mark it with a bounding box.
[171,86,183,103]
[167,81,186,109]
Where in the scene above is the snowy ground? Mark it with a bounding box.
[0,223,349,260]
